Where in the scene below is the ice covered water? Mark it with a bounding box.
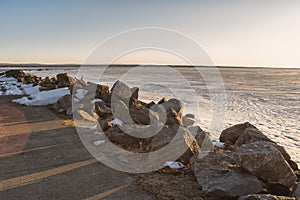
[6,66,298,164]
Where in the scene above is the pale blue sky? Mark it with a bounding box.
[1,0,300,67]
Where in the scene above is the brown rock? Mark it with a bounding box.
[238,194,296,200]
[5,69,25,78]
[235,127,271,146]
[236,141,297,194]
[94,101,112,119]
[182,115,194,127]
[192,151,263,198]
[291,182,300,198]
[53,94,72,115]
[161,98,184,118]
[130,87,139,99]
[221,122,297,170]
[187,126,214,151]
[150,125,201,165]
[95,84,111,102]
[157,97,167,104]
[56,73,75,88]
[111,80,137,102]
[130,106,152,125]
[99,120,113,132]
[220,122,258,145]
[39,77,58,91]
[165,108,182,126]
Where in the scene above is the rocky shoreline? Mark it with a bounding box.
[1,69,299,200]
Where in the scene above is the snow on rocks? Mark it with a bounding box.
[12,87,70,106]
[110,118,123,125]
[0,75,24,95]
[93,140,105,146]
[165,161,185,169]
[91,98,103,103]
[77,124,98,130]
[214,141,225,148]
[75,89,88,100]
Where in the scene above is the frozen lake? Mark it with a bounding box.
[2,66,299,164]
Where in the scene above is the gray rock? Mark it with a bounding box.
[291,182,300,198]
[192,151,263,198]
[53,94,72,115]
[187,126,213,151]
[185,113,195,119]
[236,142,297,192]
[235,127,271,147]
[238,194,296,200]
[150,125,201,164]
[5,69,25,78]
[56,73,76,88]
[182,115,194,127]
[111,80,136,102]
[220,122,298,171]
[157,97,167,104]
[94,101,112,119]
[95,84,111,102]
[160,98,184,118]
[220,122,259,145]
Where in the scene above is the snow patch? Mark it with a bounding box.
[110,118,123,125]
[93,140,105,146]
[0,75,24,95]
[91,98,103,103]
[12,87,70,106]
[165,161,185,169]
[77,124,98,130]
[75,89,88,100]
[214,141,225,148]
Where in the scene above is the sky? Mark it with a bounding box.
[1,0,300,67]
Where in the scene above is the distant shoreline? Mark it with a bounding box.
[0,63,299,70]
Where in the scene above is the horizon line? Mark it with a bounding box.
[0,62,299,69]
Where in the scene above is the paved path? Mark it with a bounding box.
[0,96,154,200]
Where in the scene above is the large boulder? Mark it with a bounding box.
[152,99,184,127]
[235,127,271,146]
[220,122,258,145]
[111,99,132,124]
[192,151,263,198]
[150,125,201,165]
[165,108,182,126]
[182,114,195,127]
[291,182,300,198]
[53,94,72,115]
[39,77,58,91]
[236,141,297,195]
[17,73,42,84]
[187,126,214,151]
[104,125,150,152]
[220,122,298,170]
[157,97,167,104]
[94,101,112,119]
[73,109,98,126]
[56,73,75,88]
[160,98,184,118]
[111,80,137,103]
[238,194,296,200]
[95,84,111,102]
[5,69,25,78]
[149,125,179,151]
[129,106,152,125]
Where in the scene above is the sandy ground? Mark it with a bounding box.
[0,96,155,200]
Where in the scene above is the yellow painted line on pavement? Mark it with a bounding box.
[0,158,97,191]
[0,143,67,158]
[84,184,129,200]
